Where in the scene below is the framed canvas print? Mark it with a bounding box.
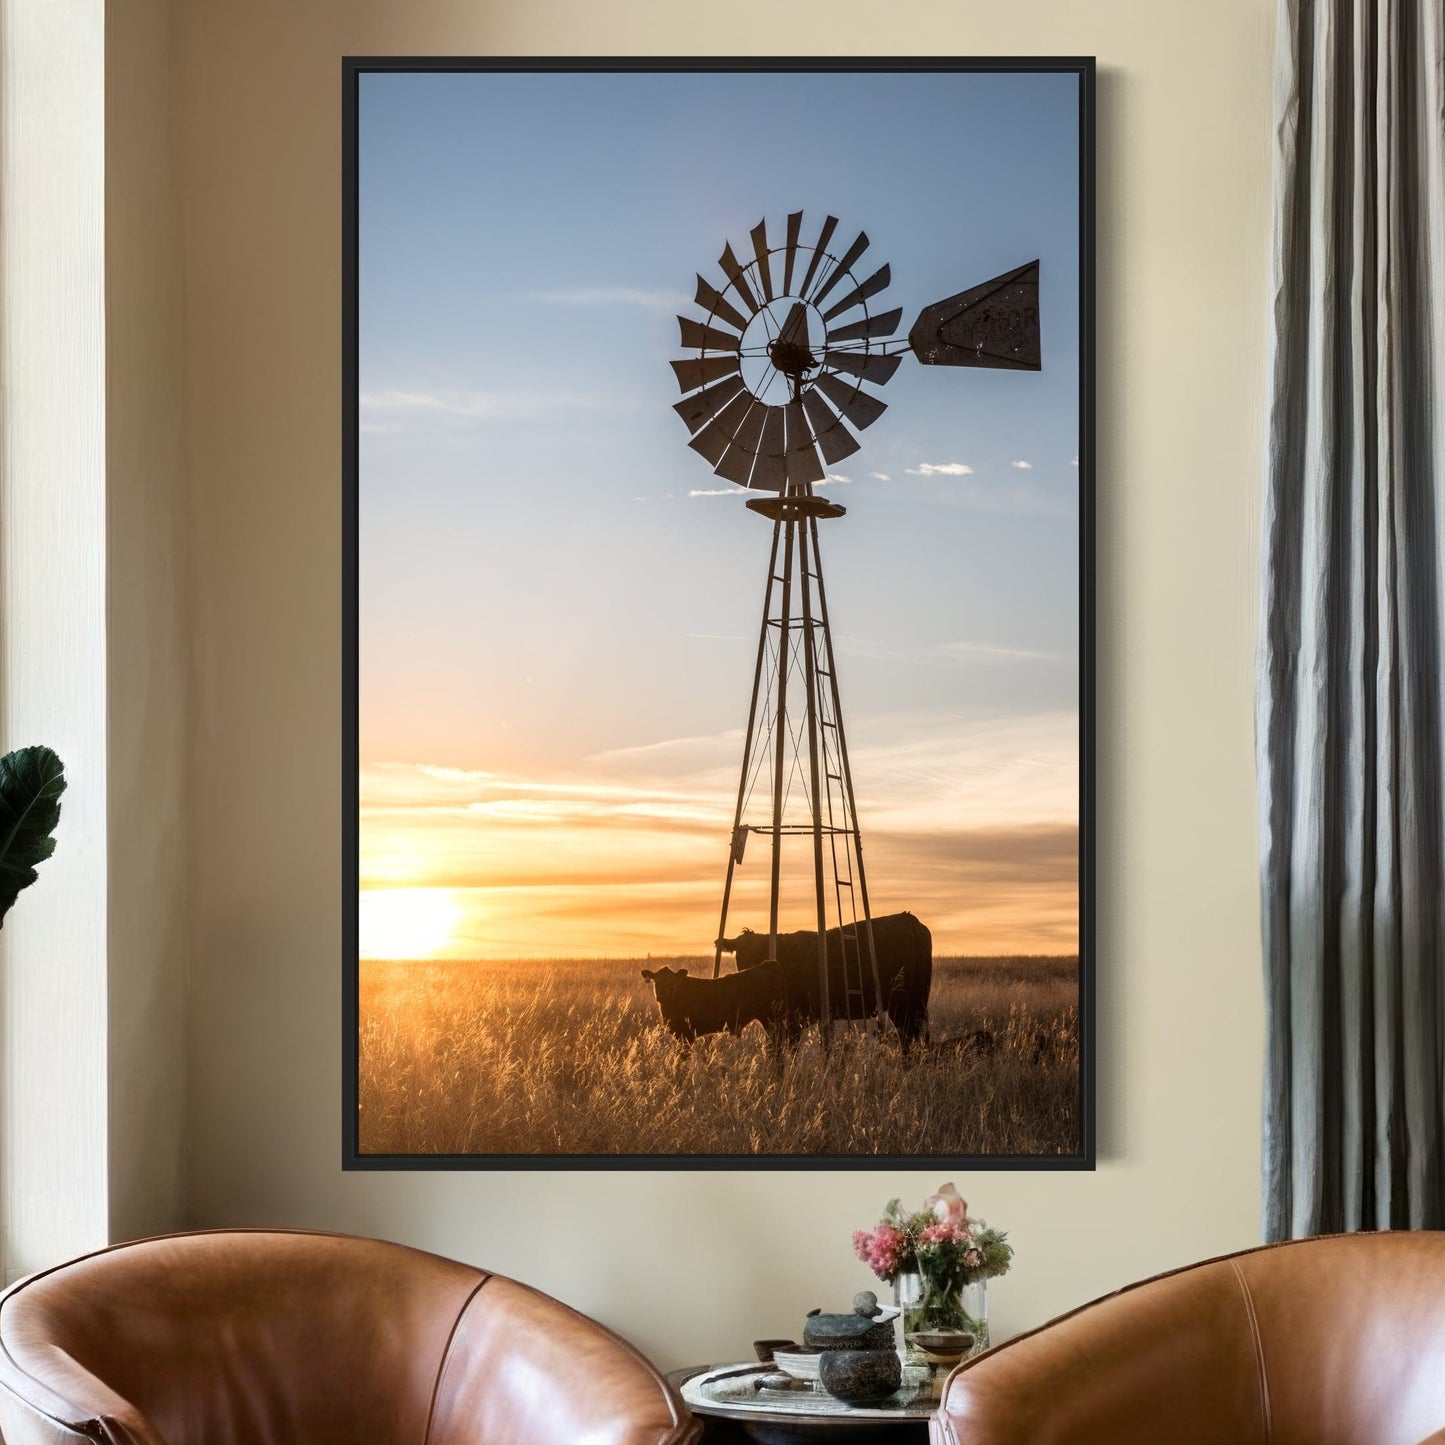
[343,57,1095,1168]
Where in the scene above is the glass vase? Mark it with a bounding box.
[893,1271,989,1359]
[892,1270,925,1361]
[961,1279,989,1354]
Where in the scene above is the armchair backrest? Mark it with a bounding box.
[934,1233,1445,1445]
[0,1230,694,1445]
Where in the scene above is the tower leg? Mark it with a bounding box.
[809,514,885,1025]
[797,517,831,1033]
[714,519,783,977]
[768,517,796,958]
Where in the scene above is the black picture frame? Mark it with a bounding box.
[343,55,1096,1170]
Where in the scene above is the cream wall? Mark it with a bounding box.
[174,0,1273,1369]
[106,0,191,1249]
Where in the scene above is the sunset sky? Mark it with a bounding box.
[358,68,1081,959]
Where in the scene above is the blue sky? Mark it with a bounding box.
[357,68,1081,957]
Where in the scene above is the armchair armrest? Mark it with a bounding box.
[427,1276,699,1445]
[0,1337,163,1445]
[932,1262,1265,1445]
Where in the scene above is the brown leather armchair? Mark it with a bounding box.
[932,1232,1445,1445]
[0,1229,699,1445]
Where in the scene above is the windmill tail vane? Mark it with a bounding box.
[670,210,1042,1032]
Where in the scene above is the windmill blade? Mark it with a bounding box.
[674,373,745,433]
[782,211,803,295]
[714,440,757,486]
[785,445,825,487]
[671,354,741,393]
[778,301,811,350]
[821,263,891,323]
[796,215,838,300]
[809,230,870,308]
[756,404,785,457]
[783,402,825,486]
[749,453,787,492]
[695,275,749,333]
[824,350,902,386]
[688,392,756,465]
[908,260,1042,369]
[826,307,903,344]
[750,219,774,302]
[731,397,769,455]
[802,388,862,465]
[719,242,760,315]
[784,400,821,464]
[749,407,787,490]
[815,370,888,431]
[678,317,740,352]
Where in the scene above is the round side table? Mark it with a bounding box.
[670,1363,936,1445]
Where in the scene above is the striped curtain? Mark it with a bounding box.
[1259,0,1445,1237]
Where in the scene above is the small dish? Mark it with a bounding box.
[772,1347,824,1382]
[753,1338,798,1363]
[905,1328,974,1366]
[755,1372,812,1394]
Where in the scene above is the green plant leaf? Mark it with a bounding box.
[0,746,65,928]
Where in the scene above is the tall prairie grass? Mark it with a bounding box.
[358,955,1080,1157]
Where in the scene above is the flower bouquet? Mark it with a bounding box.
[852,1183,1012,1355]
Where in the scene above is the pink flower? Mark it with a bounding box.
[853,1223,907,1280]
[926,1182,968,1225]
[919,1220,967,1247]
[964,1248,982,1269]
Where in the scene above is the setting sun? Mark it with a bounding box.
[359,888,463,960]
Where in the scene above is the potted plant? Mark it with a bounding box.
[853,1183,1013,1356]
[0,746,66,925]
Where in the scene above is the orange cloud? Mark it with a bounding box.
[359,708,1078,958]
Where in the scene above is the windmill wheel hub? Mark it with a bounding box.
[740,294,826,402]
[766,335,817,380]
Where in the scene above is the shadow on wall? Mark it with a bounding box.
[1093,64,1124,1166]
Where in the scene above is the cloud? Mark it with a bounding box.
[1070,455,1079,467]
[696,473,852,494]
[582,730,743,769]
[365,760,703,808]
[869,471,891,482]
[938,641,1071,663]
[358,708,1079,956]
[359,388,600,423]
[366,707,1076,845]
[530,285,691,312]
[1011,459,1034,470]
[878,822,1080,885]
[906,462,975,477]
[834,636,1072,668]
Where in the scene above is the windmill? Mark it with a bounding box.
[672,211,1041,1032]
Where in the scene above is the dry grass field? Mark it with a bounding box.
[357,954,1080,1157]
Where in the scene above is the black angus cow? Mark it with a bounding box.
[715,912,932,1045]
[640,960,787,1045]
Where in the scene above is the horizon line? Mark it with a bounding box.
[359,951,1082,964]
